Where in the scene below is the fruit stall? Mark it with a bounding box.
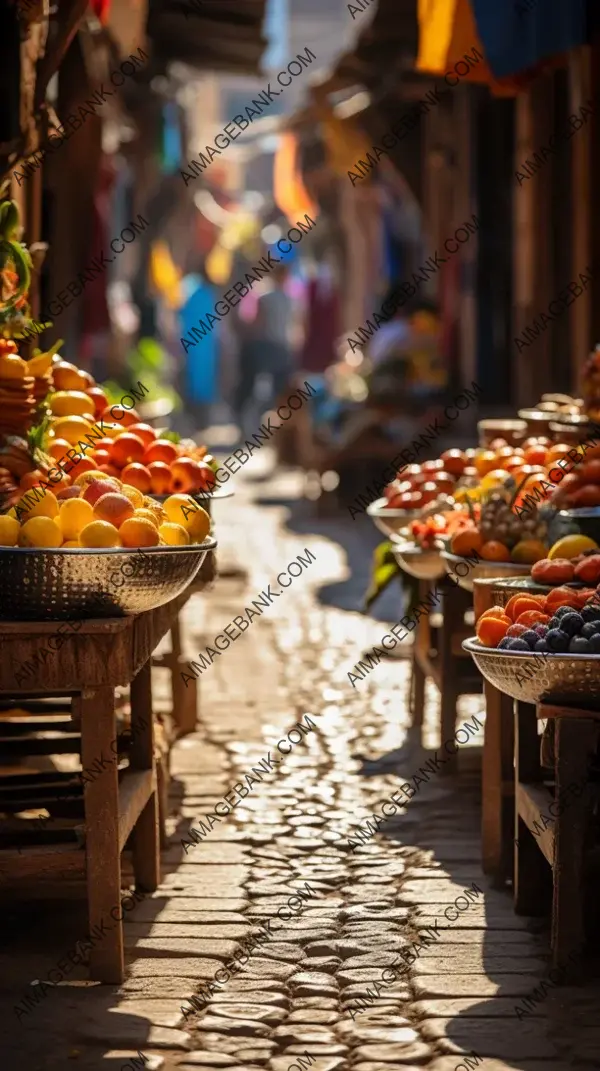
[0,191,227,982]
[367,388,600,975]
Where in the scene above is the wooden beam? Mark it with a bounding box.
[118,768,154,853]
[35,0,90,108]
[516,781,555,864]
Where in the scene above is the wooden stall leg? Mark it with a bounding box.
[410,582,428,734]
[552,716,597,978]
[171,616,198,736]
[439,580,458,775]
[482,682,514,885]
[514,700,551,916]
[130,660,159,893]
[78,686,124,984]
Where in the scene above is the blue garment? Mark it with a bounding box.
[180,274,219,403]
[471,0,589,80]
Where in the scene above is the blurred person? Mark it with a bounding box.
[234,263,296,426]
[178,266,221,433]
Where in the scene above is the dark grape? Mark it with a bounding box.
[507,638,532,652]
[569,636,592,654]
[581,604,600,623]
[521,630,539,650]
[546,629,571,653]
[534,639,548,652]
[589,633,600,653]
[497,637,512,650]
[559,612,584,637]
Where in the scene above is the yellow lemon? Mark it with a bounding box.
[27,351,53,376]
[134,508,161,528]
[119,517,160,548]
[0,515,20,545]
[16,488,59,521]
[7,507,17,519]
[58,497,94,540]
[548,534,599,560]
[49,391,95,418]
[62,539,80,548]
[120,485,144,509]
[159,522,190,546]
[18,516,62,548]
[0,354,27,379]
[163,493,198,530]
[79,520,122,548]
[187,506,211,544]
[51,415,94,445]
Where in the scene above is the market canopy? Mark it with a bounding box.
[146,0,269,76]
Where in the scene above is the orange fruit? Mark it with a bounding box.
[163,493,199,529]
[119,517,160,548]
[450,528,483,557]
[18,516,62,548]
[478,607,512,623]
[159,522,190,546]
[58,497,94,540]
[93,492,135,528]
[515,610,550,628]
[79,520,122,548]
[119,484,145,509]
[480,541,511,562]
[16,488,59,521]
[505,593,544,621]
[544,587,580,615]
[134,508,161,528]
[510,596,547,619]
[186,506,210,544]
[476,615,511,648]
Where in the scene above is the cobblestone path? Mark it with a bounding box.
[1,459,599,1070]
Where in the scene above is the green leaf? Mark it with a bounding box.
[363,541,402,611]
[160,430,181,443]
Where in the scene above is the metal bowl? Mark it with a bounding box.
[463,636,600,704]
[392,540,445,580]
[0,540,217,621]
[441,551,531,593]
[477,418,526,448]
[367,497,425,538]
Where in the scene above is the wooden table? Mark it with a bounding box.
[0,588,190,983]
[409,575,482,774]
[514,699,600,979]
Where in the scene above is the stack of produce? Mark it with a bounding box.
[0,344,36,436]
[527,536,600,587]
[0,471,211,549]
[43,358,217,496]
[475,588,600,653]
[448,484,548,564]
[408,509,475,550]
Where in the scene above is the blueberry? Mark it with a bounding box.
[497,637,512,650]
[589,633,600,653]
[548,616,564,631]
[521,629,539,650]
[581,604,600,623]
[554,606,576,618]
[535,639,549,652]
[558,612,584,637]
[534,624,549,638]
[569,636,592,654]
[581,622,600,639]
[507,638,532,652]
[546,628,571,653]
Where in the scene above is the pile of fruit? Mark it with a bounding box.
[447,485,548,564]
[408,509,473,550]
[475,588,600,653]
[0,471,210,549]
[530,535,600,586]
[0,350,218,508]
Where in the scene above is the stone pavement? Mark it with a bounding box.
[1,452,599,1071]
